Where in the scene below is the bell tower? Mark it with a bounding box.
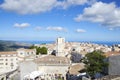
[56,37,65,57]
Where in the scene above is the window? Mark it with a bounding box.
[20,53,23,55]
[6,63,8,65]
[5,59,8,61]
[0,63,3,65]
[0,59,3,61]
[11,63,13,66]
[11,59,13,61]
[31,52,33,54]
[11,63,14,69]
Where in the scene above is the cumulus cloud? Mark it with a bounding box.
[14,23,30,28]
[0,0,92,14]
[0,0,57,14]
[56,0,88,9]
[74,2,120,28]
[76,29,86,33]
[46,26,66,32]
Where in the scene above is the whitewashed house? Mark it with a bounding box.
[0,51,18,74]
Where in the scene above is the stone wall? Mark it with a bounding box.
[108,55,120,75]
[19,61,37,80]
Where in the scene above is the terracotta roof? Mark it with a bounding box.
[0,51,17,55]
[69,63,85,75]
[104,51,120,57]
[17,48,36,52]
[34,55,70,65]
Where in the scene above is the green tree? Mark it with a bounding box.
[29,45,37,49]
[29,46,47,55]
[39,47,47,54]
[29,45,39,55]
[36,47,41,55]
[82,50,108,79]
[1,77,4,80]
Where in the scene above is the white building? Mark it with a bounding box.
[17,48,36,61]
[0,51,18,74]
[20,55,71,80]
[0,48,36,74]
[113,45,120,52]
[19,61,38,80]
[56,37,65,57]
[35,55,71,80]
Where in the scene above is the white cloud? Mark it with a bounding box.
[35,26,42,31]
[46,26,66,32]
[56,0,88,9]
[76,29,86,33]
[14,23,30,28]
[74,2,120,28]
[0,0,57,14]
[0,0,93,14]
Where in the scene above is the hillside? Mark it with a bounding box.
[0,40,32,51]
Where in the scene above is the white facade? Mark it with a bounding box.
[56,37,65,57]
[38,65,68,80]
[0,48,36,74]
[19,55,70,80]
[113,46,120,52]
[17,48,36,61]
[35,55,70,80]
[19,61,37,80]
[0,52,18,74]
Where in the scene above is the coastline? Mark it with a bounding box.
[18,41,120,46]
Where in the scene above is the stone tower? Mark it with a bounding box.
[56,37,65,57]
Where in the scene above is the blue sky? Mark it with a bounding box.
[0,0,120,41]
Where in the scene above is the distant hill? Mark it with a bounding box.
[0,40,33,51]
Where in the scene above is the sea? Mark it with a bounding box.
[19,41,120,46]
